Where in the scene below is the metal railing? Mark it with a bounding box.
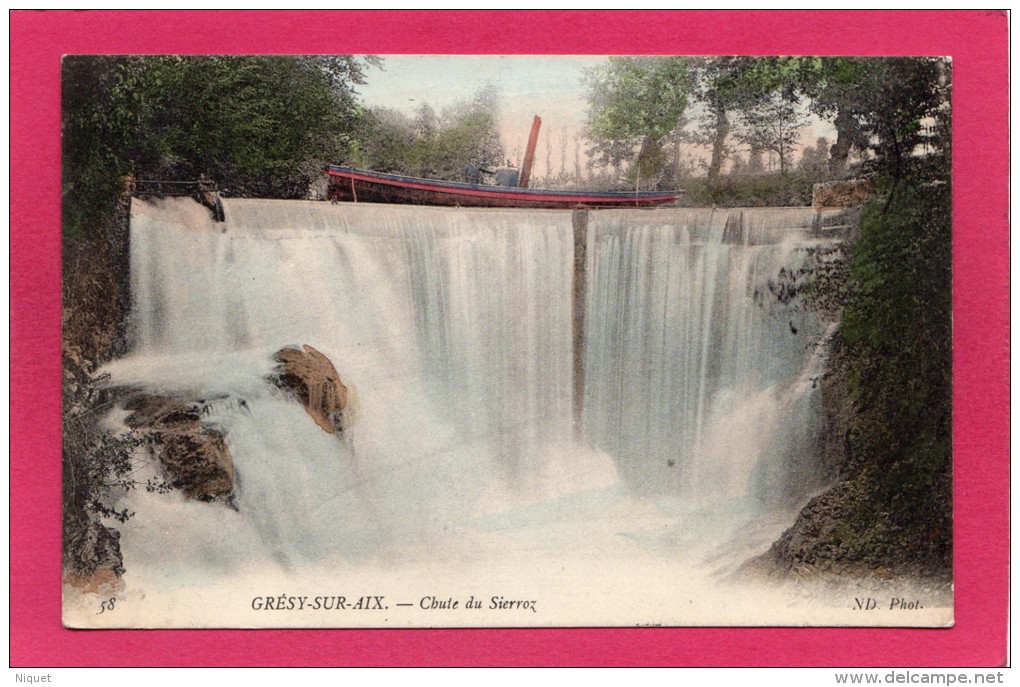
[131,179,224,222]
[133,179,218,196]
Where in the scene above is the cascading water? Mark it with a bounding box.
[583,208,838,507]
[80,196,904,627]
[110,198,612,567]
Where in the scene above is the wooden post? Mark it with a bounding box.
[519,115,542,188]
[572,208,588,439]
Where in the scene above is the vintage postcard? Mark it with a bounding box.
[59,53,954,629]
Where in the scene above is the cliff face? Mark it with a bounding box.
[62,196,132,364]
[61,514,124,594]
[61,197,133,590]
[817,333,856,484]
[748,189,952,581]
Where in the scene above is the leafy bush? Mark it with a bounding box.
[62,55,374,238]
[839,179,952,568]
[62,354,138,578]
[679,169,822,207]
[352,85,504,181]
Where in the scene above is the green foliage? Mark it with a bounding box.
[139,56,342,192]
[62,357,139,577]
[62,56,149,238]
[584,57,690,176]
[828,177,952,569]
[734,91,808,175]
[843,186,951,352]
[690,56,801,181]
[795,57,950,176]
[860,59,949,178]
[62,55,377,238]
[350,106,415,173]
[679,169,822,207]
[353,84,504,181]
[586,57,690,143]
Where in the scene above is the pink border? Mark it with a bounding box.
[11,10,1008,667]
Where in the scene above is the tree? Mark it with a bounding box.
[728,152,747,176]
[584,57,690,183]
[792,57,875,176]
[62,56,152,238]
[691,56,798,183]
[854,58,949,184]
[573,131,583,182]
[139,56,348,196]
[429,84,503,179]
[735,89,808,175]
[794,57,949,178]
[659,116,698,185]
[304,54,380,111]
[353,106,415,173]
[745,148,765,175]
[559,127,569,182]
[302,54,381,160]
[544,132,553,183]
[691,57,751,183]
[798,136,831,175]
[354,84,503,182]
[413,102,438,139]
[770,57,953,574]
[62,55,379,236]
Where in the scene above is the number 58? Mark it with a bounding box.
[98,597,116,614]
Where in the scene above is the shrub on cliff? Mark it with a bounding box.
[839,176,952,570]
[61,355,138,579]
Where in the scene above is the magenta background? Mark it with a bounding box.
[10,10,1008,667]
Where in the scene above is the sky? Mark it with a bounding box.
[356,55,606,176]
[355,55,836,180]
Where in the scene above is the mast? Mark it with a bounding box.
[519,115,542,188]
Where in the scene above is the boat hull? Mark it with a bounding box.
[326,166,678,209]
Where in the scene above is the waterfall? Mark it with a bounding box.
[583,207,839,506]
[63,196,964,630]
[104,197,841,575]
[108,198,614,570]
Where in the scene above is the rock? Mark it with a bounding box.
[739,482,853,579]
[119,173,136,197]
[272,345,348,434]
[812,178,875,209]
[62,341,86,370]
[62,514,125,593]
[150,428,233,500]
[124,395,201,428]
[64,566,121,595]
[124,395,234,501]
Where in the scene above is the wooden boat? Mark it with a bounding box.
[325,165,681,209]
[326,116,679,209]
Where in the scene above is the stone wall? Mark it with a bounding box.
[812,178,875,209]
